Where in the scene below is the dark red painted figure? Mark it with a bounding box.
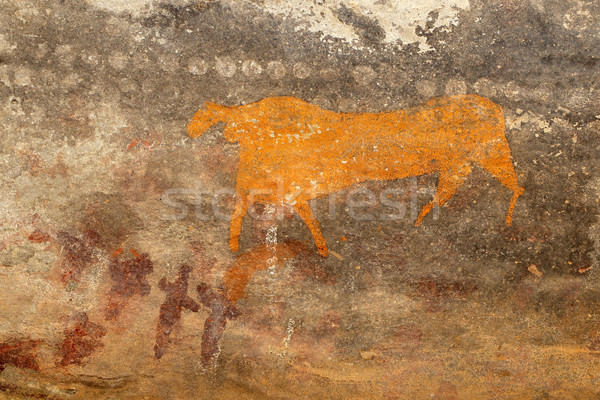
[154,265,200,359]
[105,251,153,321]
[57,312,106,366]
[0,339,42,373]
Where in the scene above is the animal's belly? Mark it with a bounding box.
[236,146,440,203]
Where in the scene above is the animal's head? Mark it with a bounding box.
[187,101,236,141]
[179,264,193,278]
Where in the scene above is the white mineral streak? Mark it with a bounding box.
[86,0,165,13]
[86,0,470,51]
[265,212,278,275]
[251,0,470,50]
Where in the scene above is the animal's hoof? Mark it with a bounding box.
[317,247,329,258]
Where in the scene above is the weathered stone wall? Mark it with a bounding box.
[0,0,599,398]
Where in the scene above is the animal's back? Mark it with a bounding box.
[235,95,504,146]
[234,95,506,171]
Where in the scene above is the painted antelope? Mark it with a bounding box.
[187,95,524,257]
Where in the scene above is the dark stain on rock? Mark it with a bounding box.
[0,339,42,373]
[57,312,106,367]
[498,223,552,244]
[588,333,600,352]
[197,283,239,367]
[0,382,53,399]
[435,380,458,400]
[413,278,478,300]
[66,374,131,389]
[78,192,144,251]
[347,232,407,272]
[415,10,443,48]
[140,2,212,29]
[313,311,342,340]
[105,250,153,321]
[335,3,386,43]
[291,247,337,286]
[416,10,439,35]
[56,230,99,284]
[531,285,582,318]
[154,265,200,359]
[394,323,423,347]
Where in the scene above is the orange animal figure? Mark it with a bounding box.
[187,95,524,257]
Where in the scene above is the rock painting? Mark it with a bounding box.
[187,95,523,257]
[5,0,600,396]
[222,241,309,304]
[0,339,41,373]
[154,265,200,359]
[56,230,100,284]
[57,312,106,367]
[196,283,238,367]
[105,249,153,321]
[195,241,324,366]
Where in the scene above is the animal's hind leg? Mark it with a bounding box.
[229,196,248,253]
[479,146,524,225]
[505,186,524,225]
[415,164,472,227]
[294,200,329,258]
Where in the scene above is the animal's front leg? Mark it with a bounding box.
[415,164,472,227]
[229,196,248,253]
[294,200,329,257]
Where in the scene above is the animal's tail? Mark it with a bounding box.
[478,129,524,226]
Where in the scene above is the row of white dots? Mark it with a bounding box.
[187,56,378,83]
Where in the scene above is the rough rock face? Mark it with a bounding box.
[0,0,599,398]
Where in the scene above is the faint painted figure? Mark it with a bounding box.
[56,230,99,283]
[0,339,41,373]
[222,241,310,304]
[188,95,524,257]
[154,265,200,359]
[196,283,238,367]
[105,249,153,321]
[57,312,106,366]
